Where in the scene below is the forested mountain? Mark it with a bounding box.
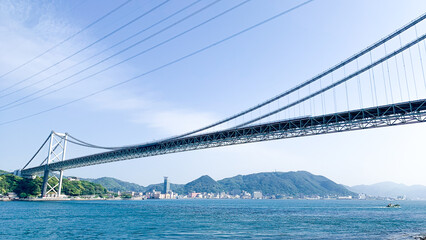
[218,171,354,197]
[1,168,356,198]
[84,171,355,197]
[85,177,146,193]
[348,182,426,200]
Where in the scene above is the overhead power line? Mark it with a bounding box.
[0,0,132,91]
[0,0,313,127]
[0,0,203,100]
[0,0,169,98]
[0,0,234,111]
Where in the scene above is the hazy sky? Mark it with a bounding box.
[0,0,425,186]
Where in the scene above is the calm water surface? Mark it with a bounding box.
[0,199,425,239]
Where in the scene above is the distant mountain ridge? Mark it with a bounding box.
[86,171,355,197]
[218,171,354,197]
[347,182,426,200]
[84,177,146,193]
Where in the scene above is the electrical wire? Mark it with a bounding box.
[0,0,203,100]
[0,0,132,91]
[0,0,312,128]
[0,0,225,111]
[0,0,169,99]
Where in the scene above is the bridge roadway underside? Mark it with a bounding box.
[22,99,426,176]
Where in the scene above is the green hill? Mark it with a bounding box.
[85,177,146,193]
[77,171,356,197]
[184,175,223,193]
[218,171,355,197]
[0,173,107,198]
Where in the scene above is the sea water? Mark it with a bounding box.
[0,199,425,239]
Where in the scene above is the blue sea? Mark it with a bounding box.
[0,199,425,239]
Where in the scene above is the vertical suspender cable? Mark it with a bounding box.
[369,52,379,106]
[356,59,363,108]
[381,61,389,104]
[384,43,394,103]
[343,66,350,110]
[394,52,404,101]
[332,72,337,112]
[415,26,426,91]
[408,47,419,98]
[320,77,325,114]
[368,56,375,105]
[399,35,411,101]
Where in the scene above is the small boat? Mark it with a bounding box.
[386,203,400,208]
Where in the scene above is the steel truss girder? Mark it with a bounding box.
[22,99,426,177]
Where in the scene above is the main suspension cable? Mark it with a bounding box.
[234,33,426,128]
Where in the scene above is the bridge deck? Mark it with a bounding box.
[21,99,426,176]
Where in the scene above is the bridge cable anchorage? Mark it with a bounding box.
[233,33,426,128]
[0,0,311,127]
[0,0,171,100]
[0,0,241,111]
[0,0,203,101]
[0,0,132,90]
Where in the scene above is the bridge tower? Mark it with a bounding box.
[40,131,68,198]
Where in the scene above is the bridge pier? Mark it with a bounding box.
[39,131,68,198]
[58,170,64,196]
[41,168,50,198]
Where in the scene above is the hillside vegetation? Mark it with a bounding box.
[0,173,107,198]
[218,171,355,197]
[86,177,145,192]
[87,171,355,197]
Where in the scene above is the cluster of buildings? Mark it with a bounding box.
[176,190,263,199]
[114,177,265,200]
[356,193,407,201]
[0,192,17,201]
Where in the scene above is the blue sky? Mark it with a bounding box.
[0,0,425,186]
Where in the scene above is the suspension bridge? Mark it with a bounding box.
[1,2,426,197]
